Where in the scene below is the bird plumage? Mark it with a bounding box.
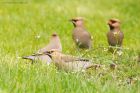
[107,18,124,47]
[22,53,52,64]
[70,17,92,49]
[38,33,62,53]
[45,50,97,72]
[22,33,62,64]
[107,18,124,53]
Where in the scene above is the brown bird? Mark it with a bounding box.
[107,18,124,53]
[22,33,62,64]
[70,17,92,49]
[107,18,124,47]
[38,33,62,53]
[45,50,98,72]
[22,53,52,64]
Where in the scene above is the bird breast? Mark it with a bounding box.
[107,31,124,46]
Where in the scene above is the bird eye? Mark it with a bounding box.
[44,51,53,54]
[47,51,54,54]
[72,19,78,22]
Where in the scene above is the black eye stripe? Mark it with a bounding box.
[72,19,80,21]
[111,21,116,23]
[47,54,52,59]
[44,51,54,54]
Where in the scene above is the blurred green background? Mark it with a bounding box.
[0,0,140,93]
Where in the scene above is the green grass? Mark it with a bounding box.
[0,0,140,93]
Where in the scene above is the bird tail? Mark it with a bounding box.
[22,56,35,60]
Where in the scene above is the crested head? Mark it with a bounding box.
[108,18,121,30]
[52,33,58,37]
[51,33,60,41]
[109,18,120,23]
[44,49,61,58]
[50,32,62,52]
[71,17,83,21]
[70,17,84,27]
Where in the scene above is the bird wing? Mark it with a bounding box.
[118,31,124,46]
[57,60,93,72]
[107,30,124,46]
[60,53,90,62]
[73,28,91,40]
[37,40,62,53]
[107,31,117,46]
